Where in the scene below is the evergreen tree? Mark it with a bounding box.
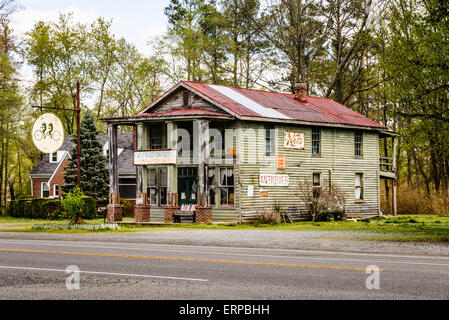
[63,110,109,202]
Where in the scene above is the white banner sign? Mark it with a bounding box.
[134,150,177,165]
[32,113,64,154]
[259,174,289,187]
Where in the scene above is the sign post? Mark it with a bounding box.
[32,81,82,189]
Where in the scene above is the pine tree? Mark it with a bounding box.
[63,110,109,202]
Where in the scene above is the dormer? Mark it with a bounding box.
[103,141,124,158]
[49,150,64,163]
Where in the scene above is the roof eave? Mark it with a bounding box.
[239,116,387,131]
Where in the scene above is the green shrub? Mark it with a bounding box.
[42,200,65,220]
[31,198,47,218]
[81,196,96,220]
[61,187,85,222]
[23,200,33,218]
[120,198,132,217]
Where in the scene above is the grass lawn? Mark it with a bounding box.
[0,214,448,243]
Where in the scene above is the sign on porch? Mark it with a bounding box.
[259,174,289,187]
[32,113,64,154]
[134,150,177,165]
[284,130,305,149]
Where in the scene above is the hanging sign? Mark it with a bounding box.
[284,131,305,149]
[32,113,64,154]
[259,174,289,187]
[134,150,177,165]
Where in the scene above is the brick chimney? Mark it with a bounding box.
[294,83,308,103]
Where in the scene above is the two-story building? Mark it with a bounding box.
[102,81,397,223]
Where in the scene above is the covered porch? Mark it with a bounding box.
[102,113,239,224]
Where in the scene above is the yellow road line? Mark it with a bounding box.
[0,248,383,271]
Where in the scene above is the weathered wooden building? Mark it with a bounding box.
[102,81,397,223]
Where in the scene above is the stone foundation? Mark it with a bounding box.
[164,205,180,223]
[134,205,151,222]
[107,204,123,222]
[195,206,212,224]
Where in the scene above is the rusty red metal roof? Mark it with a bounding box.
[182,81,385,129]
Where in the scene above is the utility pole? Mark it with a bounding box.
[76,81,81,187]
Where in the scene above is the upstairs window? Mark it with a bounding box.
[355,131,363,157]
[149,124,167,150]
[183,90,189,107]
[265,125,275,155]
[312,128,321,155]
[50,152,58,163]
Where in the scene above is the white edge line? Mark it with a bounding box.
[0,239,447,261]
[0,265,208,282]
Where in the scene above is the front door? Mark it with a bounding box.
[178,167,198,206]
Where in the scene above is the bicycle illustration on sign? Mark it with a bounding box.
[34,122,62,142]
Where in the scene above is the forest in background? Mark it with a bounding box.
[0,0,447,214]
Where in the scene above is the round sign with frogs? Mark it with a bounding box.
[32,113,64,154]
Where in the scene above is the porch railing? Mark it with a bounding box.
[380,157,394,173]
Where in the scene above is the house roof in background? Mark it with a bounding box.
[30,133,135,176]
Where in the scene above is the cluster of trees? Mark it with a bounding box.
[0,0,447,211]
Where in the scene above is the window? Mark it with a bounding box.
[147,168,167,206]
[119,178,136,199]
[41,182,49,198]
[355,173,364,201]
[159,168,168,206]
[53,184,59,198]
[312,128,321,155]
[219,167,234,206]
[265,125,275,155]
[50,152,58,163]
[207,167,216,206]
[355,131,363,157]
[150,124,166,150]
[312,172,321,198]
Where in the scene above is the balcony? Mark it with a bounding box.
[380,157,396,179]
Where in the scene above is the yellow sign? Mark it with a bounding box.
[32,113,64,154]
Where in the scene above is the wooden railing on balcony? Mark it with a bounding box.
[380,157,394,173]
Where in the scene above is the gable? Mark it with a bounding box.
[141,86,231,117]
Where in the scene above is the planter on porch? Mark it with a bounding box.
[195,206,212,224]
[134,205,151,222]
[164,205,180,223]
[107,204,123,222]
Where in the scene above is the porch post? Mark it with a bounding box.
[166,121,177,204]
[135,122,150,222]
[107,124,122,222]
[194,119,212,223]
[392,136,398,216]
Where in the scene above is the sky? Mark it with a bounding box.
[10,0,170,55]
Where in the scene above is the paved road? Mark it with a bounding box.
[0,239,448,299]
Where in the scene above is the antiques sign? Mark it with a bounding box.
[259,174,289,187]
[32,113,64,154]
[134,150,177,165]
[284,131,305,149]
